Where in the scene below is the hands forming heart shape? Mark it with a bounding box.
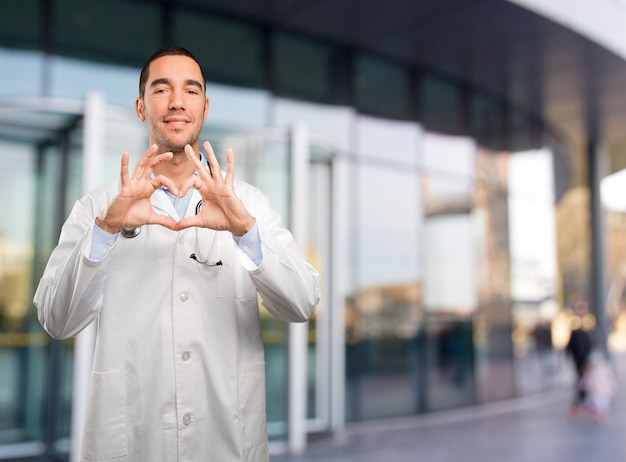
[95,141,256,237]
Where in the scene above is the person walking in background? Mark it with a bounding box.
[565,300,593,416]
[33,45,320,462]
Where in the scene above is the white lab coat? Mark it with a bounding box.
[34,173,320,462]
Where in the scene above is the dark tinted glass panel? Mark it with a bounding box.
[0,1,42,50]
[273,33,333,102]
[174,10,264,88]
[470,92,505,150]
[354,54,412,120]
[53,0,160,65]
[509,109,541,152]
[419,75,464,135]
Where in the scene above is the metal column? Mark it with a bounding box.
[587,135,609,356]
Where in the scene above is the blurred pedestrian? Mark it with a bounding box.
[565,301,593,416]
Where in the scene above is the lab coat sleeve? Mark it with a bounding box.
[33,187,114,340]
[241,183,321,323]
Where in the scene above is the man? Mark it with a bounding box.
[34,46,320,461]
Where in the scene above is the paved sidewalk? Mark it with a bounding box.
[273,353,626,462]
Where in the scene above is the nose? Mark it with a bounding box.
[168,88,185,110]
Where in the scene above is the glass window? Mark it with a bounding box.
[354,54,413,120]
[174,10,265,88]
[346,161,422,421]
[473,147,515,403]
[0,49,44,98]
[53,0,160,66]
[273,33,334,102]
[420,133,482,411]
[0,1,42,50]
[419,75,464,135]
[508,149,560,393]
[470,92,505,150]
[49,56,139,107]
[354,115,421,166]
[273,98,353,153]
[0,142,39,443]
[422,132,475,178]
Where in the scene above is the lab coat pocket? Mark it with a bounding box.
[218,257,257,299]
[81,370,128,461]
[239,362,268,451]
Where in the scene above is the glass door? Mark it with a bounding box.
[0,106,83,460]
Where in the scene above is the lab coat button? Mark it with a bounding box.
[181,351,191,361]
[179,292,189,302]
[183,413,192,425]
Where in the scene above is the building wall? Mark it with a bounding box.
[0,1,596,459]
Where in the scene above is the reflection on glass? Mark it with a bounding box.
[507,149,562,393]
[420,134,478,411]
[472,147,515,403]
[346,162,422,421]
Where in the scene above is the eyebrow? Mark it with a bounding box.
[149,78,204,91]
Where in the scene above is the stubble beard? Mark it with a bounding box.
[151,124,201,156]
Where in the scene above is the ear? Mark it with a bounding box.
[203,97,209,123]
[135,97,146,122]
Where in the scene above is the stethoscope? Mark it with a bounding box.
[189,199,222,266]
[122,198,222,267]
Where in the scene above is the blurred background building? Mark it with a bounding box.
[3,0,626,460]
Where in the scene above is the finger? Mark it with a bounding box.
[184,144,202,166]
[148,151,174,169]
[119,151,131,186]
[203,141,223,182]
[146,214,179,230]
[178,173,202,198]
[152,174,179,196]
[175,215,202,231]
[132,144,159,180]
[224,148,235,186]
[139,144,159,164]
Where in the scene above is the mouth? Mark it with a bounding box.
[163,116,192,128]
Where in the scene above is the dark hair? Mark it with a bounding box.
[138,46,206,97]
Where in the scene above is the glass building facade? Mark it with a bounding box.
[0,0,606,460]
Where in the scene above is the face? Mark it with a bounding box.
[135,55,209,154]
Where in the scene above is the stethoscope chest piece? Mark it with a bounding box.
[121,227,141,238]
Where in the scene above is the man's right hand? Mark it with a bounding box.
[95,144,179,233]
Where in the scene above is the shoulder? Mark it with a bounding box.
[75,180,120,215]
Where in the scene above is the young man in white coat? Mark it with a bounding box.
[33,46,320,462]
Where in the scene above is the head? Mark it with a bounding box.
[138,46,206,99]
[136,46,209,154]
